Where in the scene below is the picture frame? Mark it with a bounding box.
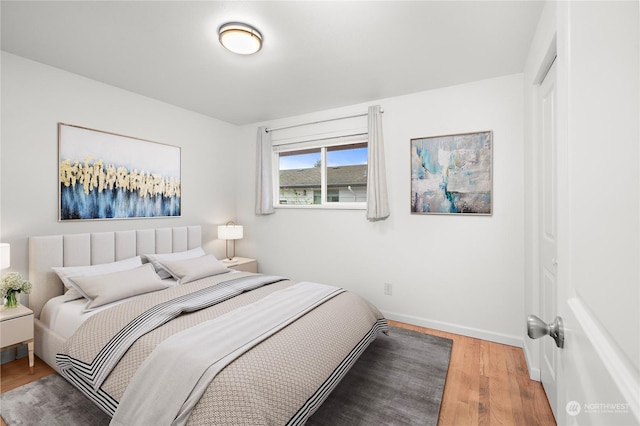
[410,130,492,215]
[58,123,181,221]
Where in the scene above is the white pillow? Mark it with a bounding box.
[144,248,205,279]
[70,263,168,311]
[53,256,143,301]
[159,254,230,284]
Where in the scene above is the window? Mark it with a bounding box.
[275,140,367,208]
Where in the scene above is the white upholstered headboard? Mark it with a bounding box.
[29,225,202,319]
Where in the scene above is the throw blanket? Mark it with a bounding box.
[111,282,344,426]
[57,272,387,425]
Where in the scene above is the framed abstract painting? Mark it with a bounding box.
[410,130,492,215]
[58,123,181,221]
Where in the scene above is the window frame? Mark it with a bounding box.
[273,138,368,210]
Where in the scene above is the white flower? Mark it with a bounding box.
[1,272,32,298]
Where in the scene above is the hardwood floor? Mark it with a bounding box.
[387,320,556,426]
[0,321,555,426]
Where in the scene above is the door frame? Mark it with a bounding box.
[523,2,557,386]
[537,57,559,419]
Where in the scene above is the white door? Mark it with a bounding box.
[537,58,558,419]
[530,2,639,425]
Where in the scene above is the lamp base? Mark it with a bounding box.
[222,258,238,264]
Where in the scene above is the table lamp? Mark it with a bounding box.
[217,222,243,262]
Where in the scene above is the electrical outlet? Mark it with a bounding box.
[384,282,392,295]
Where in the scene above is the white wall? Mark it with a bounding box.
[1,52,527,352]
[236,74,526,346]
[1,52,240,287]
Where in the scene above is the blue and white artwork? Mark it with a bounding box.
[59,124,181,220]
[411,131,492,215]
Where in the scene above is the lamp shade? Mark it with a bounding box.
[218,224,243,240]
[0,243,10,269]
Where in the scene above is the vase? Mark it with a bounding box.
[4,290,19,309]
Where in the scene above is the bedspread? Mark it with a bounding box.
[56,272,387,425]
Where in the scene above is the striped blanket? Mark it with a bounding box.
[57,272,387,425]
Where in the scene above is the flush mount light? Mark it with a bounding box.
[218,22,263,55]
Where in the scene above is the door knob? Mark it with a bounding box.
[527,315,564,348]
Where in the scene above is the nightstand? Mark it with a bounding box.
[0,304,34,373]
[223,257,258,273]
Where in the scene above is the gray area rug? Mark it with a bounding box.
[1,326,452,426]
[307,327,452,426]
[1,374,110,426]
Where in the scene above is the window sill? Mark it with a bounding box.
[275,203,366,211]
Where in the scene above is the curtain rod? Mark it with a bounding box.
[265,109,384,133]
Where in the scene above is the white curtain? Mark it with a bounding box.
[366,105,390,221]
[255,126,274,215]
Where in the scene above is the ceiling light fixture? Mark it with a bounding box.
[218,22,262,55]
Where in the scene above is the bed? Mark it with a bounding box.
[29,225,387,425]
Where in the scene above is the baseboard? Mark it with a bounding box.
[381,310,523,348]
[522,341,541,381]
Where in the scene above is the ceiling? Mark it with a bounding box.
[1,1,544,125]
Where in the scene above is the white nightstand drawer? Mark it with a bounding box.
[0,314,34,347]
[223,257,258,273]
[230,261,257,273]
